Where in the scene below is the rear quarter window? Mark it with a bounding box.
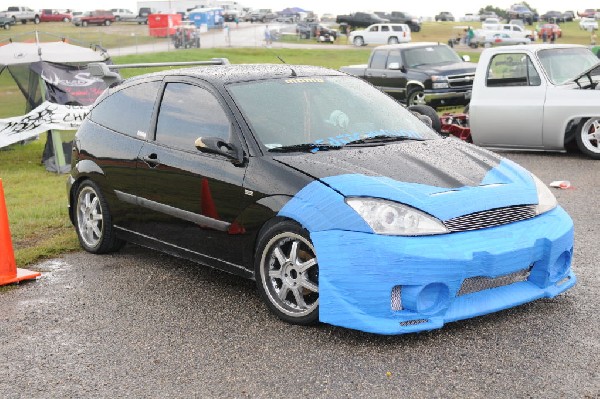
[90,80,160,138]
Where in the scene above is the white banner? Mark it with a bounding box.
[0,102,90,148]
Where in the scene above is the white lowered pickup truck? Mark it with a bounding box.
[469,44,600,159]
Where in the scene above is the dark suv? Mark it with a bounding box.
[435,12,455,21]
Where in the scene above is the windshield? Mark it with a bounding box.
[538,48,599,85]
[404,45,462,67]
[227,75,439,150]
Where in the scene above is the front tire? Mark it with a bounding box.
[255,220,319,325]
[34,16,40,24]
[82,20,88,27]
[104,19,111,26]
[353,36,364,46]
[406,87,426,106]
[74,180,124,254]
[576,118,600,159]
[408,105,441,133]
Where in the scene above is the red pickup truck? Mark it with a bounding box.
[72,10,115,26]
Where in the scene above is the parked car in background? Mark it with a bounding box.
[340,43,476,107]
[435,11,455,21]
[538,23,562,38]
[72,10,115,26]
[39,9,72,22]
[461,13,480,22]
[0,15,14,29]
[508,4,538,22]
[349,24,411,46]
[540,11,565,23]
[563,11,575,21]
[383,11,421,32]
[487,33,531,45]
[577,9,597,18]
[110,9,136,22]
[336,12,388,28]
[580,17,598,31]
[296,22,337,40]
[70,61,576,335]
[479,11,499,21]
[470,44,600,159]
[249,9,276,23]
[0,6,40,24]
[482,17,500,28]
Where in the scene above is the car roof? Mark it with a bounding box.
[123,64,345,86]
[374,42,446,51]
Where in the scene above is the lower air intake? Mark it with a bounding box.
[391,286,403,311]
[399,319,429,327]
[458,267,531,296]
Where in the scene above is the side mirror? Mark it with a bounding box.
[388,62,401,70]
[195,137,242,164]
[462,55,471,62]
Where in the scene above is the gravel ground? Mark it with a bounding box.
[1,151,598,398]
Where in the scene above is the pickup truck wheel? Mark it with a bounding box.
[408,105,442,133]
[34,16,40,24]
[105,20,111,26]
[576,118,600,159]
[63,17,70,22]
[3,23,9,30]
[82,20,88,27]
[407,87,426,107]
[353,36,364,46]
[388,37,399,44]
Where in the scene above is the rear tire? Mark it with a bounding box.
[74,180,124,254]
[388,36,399,44]
[255,219,319,325]
[353,36,364,46]
[576,118,600,159]
[104,19,111,26]
[82,20,88,27]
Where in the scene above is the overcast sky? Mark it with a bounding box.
[21,0,592,18]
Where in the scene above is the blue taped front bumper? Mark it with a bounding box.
[313,206,575,335]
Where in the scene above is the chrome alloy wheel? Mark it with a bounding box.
[259,232,319,318]
[579,118,600,155]
[76,186,104,249]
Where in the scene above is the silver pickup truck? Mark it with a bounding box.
[0,6,40,24]
[469,44,600,159]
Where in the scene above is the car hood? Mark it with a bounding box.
[273,139,537,220]
[415,62,477,75]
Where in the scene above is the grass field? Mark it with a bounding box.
[0,19,596,266]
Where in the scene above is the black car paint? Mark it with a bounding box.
[68,65,494,280]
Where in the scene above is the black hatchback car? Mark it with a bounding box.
[68,63,575,335]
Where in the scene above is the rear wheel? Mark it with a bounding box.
[104,19,111,26]
[353,36,364,46]
[82,20,88,27]
[74,180,124,254]
[255,220,319,325]
[34,16,40,24]
[576,118,600,159]
[63,17,69,22]
[388,36,399,44]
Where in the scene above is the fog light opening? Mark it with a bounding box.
[416,283,450,314]
[550,250,572,283]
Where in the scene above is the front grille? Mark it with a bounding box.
[391,286,403,311]
[400,319,429,327]
[458,267,531,296]
[448,73,475,88]
[444,205,536,232]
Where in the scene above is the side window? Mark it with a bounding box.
[369,26,378,32]
[486,53,542,87]
[90,81,160,137]
[155,82,231,152]
[386,49,402,68]
[370,50,387,69]
[381,25,389,32]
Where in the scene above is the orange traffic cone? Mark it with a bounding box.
[0,179,41,285]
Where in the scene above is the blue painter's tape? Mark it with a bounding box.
[313,206,574,335]
[278,180,371,233]
[320,158,537,221]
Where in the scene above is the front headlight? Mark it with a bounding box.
[431,75,449,89]
[346,198,448,236]
[532,173,557,215]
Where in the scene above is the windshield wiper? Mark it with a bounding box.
[345,135,425,146]
[268,143,342,153]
